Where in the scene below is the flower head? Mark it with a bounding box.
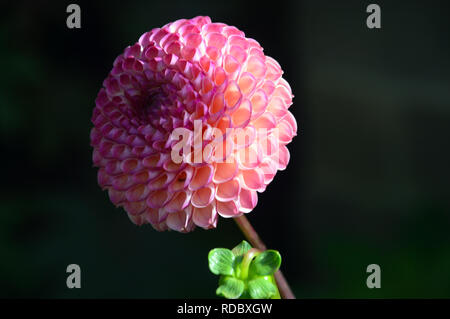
[90,16,297,232]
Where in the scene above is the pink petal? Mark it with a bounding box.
[164,191,191,213]
[273,79,293,104]
[206,32,227,48]
[126,184,150,202]
[132,170,152,184]
[124,200,147,215]
[191,185,215,208]
[169,167,194,192]
[148,172,175,191]
[237,145,261,170]
[209,92,225,117]
[213,158,238,183]
[142,154,162,169]
[250,89,268,119]
[97,168,112,188]
[246,55,266,79]
[278,120,294,144]
[143,207,160,224]
[239,188,258,213]
[273,145,290,170]
[166,211,190,232]
[127,213,144,226]
[214,66,227,86]
[185,33,202,48]
[189,165,214,190]
[267,96,288,119]
[229,45,248,64]
[224,54,240,75]
[260,158,277,184]
[232,125,256,150]
[146,189,172,208]
[231,99,252,128]
[228,35,249,49]
[192,204,217,229]
[238,72,256,96]
[284,110,298,133]
[216,178,240,201]
[240,169,264,191]
[108,188,126,205]
[112,174,134,191]
[216,199,240,217]
[224,81,242,111]
[252,112,276,132]
[261,80,276,97]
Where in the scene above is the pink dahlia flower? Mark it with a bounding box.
[90,16,297,232]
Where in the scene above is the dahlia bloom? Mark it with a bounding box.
[90,16,296,232]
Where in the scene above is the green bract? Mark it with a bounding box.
[208,240,281,299]
[250,250,282,276]
[208,248,235,276]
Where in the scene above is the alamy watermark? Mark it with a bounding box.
[66,264,81,289]
[366,4,381,29]
[170,120,282,166]
[66,4,81,29]
[366,264,381,289]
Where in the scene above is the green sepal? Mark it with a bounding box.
[250,250,281,276]
[208,248,235,276]
[216,276,245,299]
[248,277,277,299]
[231,240,252,257]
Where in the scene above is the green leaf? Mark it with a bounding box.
[216,277,245,299]
[250,250,281,276]
[248,277,277,299]
[208,248,235,276]
[232,240,252,257]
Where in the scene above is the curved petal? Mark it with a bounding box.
[213,157,238,183]
[126,184,150,202]
[239,168,264,191]
[166,211,191,232]
[189,165,214,190]
[124,200,147,215]
[215,178,240,201]
[273,145,290,171]
[191,185,215,208]
[146,189,173,208]
[237,144,261,170]
[193,204,217,229]
[216,199,240,218]
[231,98,252,128]
[164,191,191,213]
[169,166,194,192]
[239,188,258,213]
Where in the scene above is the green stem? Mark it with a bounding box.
[240,248,260,280]
[234,215,296,299]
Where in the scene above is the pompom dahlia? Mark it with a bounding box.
[90,16,296,233]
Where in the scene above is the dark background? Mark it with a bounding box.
[1,0,449,298]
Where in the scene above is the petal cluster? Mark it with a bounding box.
[90,16,296,232]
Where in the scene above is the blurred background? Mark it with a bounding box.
[1,0,449,298]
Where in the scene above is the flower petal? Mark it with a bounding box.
[193,204,217,229]
[213,158,238,183]
[239,169,264,191]
[216,199,240,217]
[239,188,258,213]
[216,178,240,201]
[164,191,191,213]
[189,165,214,190]
[191,185,215,208]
